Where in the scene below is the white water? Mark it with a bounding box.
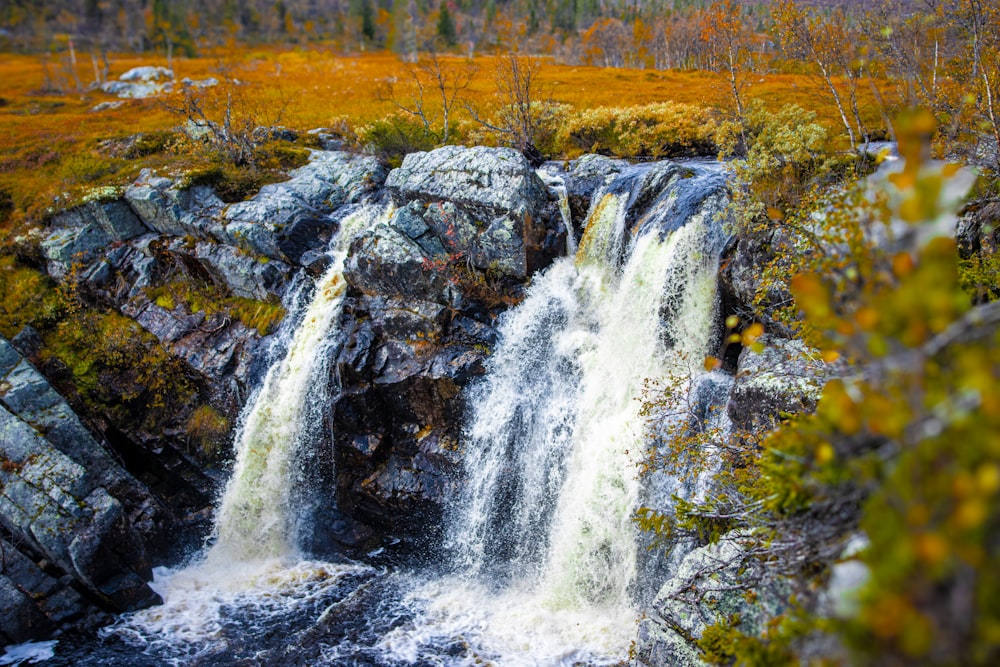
[90,163,728,666]
[101,204,389,659]
[383,166,728,664]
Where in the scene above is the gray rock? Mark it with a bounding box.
[0,404,159,612]
[125,173,223,238]
[345,222,451,303]
[635,533,786,667]
[540,154,630,228]
[727,334,841,433]
[188,239,289,300]
[386,146,548,219]
[0,338,155,518]
[41,200,149,278]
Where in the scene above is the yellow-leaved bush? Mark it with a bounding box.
[556,101,716,159]
[639,110,1000,665]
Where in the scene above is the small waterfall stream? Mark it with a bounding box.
[64,162,730,666]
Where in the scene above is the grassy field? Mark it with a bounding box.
[0,47,891,233]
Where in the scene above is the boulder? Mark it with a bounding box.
[727,334,843,434]
[386,146,548,218]
[384,146,561,279]
[0,403,159,612]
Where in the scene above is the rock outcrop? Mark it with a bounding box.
[333,146,564,546]
[0,338,162,641]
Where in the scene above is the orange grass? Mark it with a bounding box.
[0,47,894,232]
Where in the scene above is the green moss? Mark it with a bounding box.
[146,280,285,335]
[0,256,63,339]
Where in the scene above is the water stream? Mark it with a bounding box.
[48,162,729,666]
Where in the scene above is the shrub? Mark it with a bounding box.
[356,113,440,168]
[557,102,717,159]
[41,309,196,430]
[0,256,62,338]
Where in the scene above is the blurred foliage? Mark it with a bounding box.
[638,111,1000,664]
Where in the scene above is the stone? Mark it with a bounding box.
[344,223,451,303]
[727,334,843,434]
[0,404,160,613]
[125,172,222,238]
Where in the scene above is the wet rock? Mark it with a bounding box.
[333,294,490,545]
[545,155,630,228]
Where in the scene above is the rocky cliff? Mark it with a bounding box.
[0,143,866,654]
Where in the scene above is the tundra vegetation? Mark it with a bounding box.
[1,0,999,661]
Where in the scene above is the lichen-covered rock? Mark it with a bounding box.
[344,216,453,304]
[223,152,387,263]
[0,338,157,528]
[635,534,786,667]
[125,173,225,239]
[387,146,547,217]
[727,334,841,433]
[41,200,148,279]
[0,403,159,612]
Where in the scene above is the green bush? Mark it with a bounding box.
[557,102,716,159]
[356,114,440,168]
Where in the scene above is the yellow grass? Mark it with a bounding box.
[0,47,893,231]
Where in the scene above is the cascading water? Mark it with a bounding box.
[365,163,732,665]
[92,204,390,664]
[61,161,731,667]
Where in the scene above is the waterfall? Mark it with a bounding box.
[101,204,389,662]
[91,161,730,667]
[210,203,387,563]
[370,163,731,664]
[208,257,347,561]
